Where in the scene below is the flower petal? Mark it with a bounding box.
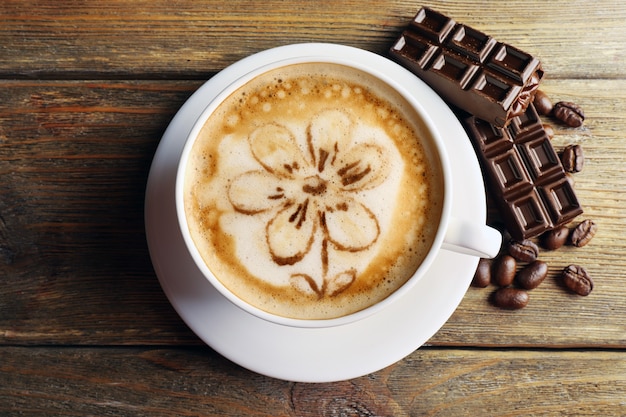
[325,269,356,297]
[249,123,308,178]
[267,199,316,265]
[334,143,390,191]
[307,109,353,173]
[324,198,379,251]
[290,274,323,297]
[228,170,288,214]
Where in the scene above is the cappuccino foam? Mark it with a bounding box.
[183,62,443,320]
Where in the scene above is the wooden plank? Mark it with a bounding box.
[431,78,626,347]
[0,80,202,345]
[1,346,625,415]
[1,0,625,79]
[1,78,625,347]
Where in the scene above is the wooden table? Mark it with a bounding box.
[2,1,625,414]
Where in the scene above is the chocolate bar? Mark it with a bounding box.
[390,7,543,127]
[462,104,583,240]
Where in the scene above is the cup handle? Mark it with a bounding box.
[441,216,502,259]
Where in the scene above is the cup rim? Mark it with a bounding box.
[174,43,453,328]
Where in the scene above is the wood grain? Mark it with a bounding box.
[1,78,624,347]
[432,78,626,348]
[0,80,201,345]
[1,346,625,416]
[1,0,626,413]
[1,1,625,79]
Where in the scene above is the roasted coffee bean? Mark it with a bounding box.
[561,264,593,296]
[492,255,517,287]
[541,226,570,250]
[507,239,539,262]
[561,144,584,173]
[516,260,548,290]
[553,101,585,127]
[492,287,529,309]
[570,219,597,247]
[533,90,554,115]
[472,258,492,288]
[543,123,555,140]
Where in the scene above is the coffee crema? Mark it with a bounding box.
[183,62,444,320]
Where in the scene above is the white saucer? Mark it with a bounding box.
[145,43,485,383]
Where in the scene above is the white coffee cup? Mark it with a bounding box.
[175,44,501,329]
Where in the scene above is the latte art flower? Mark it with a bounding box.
[227,109,391,297]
